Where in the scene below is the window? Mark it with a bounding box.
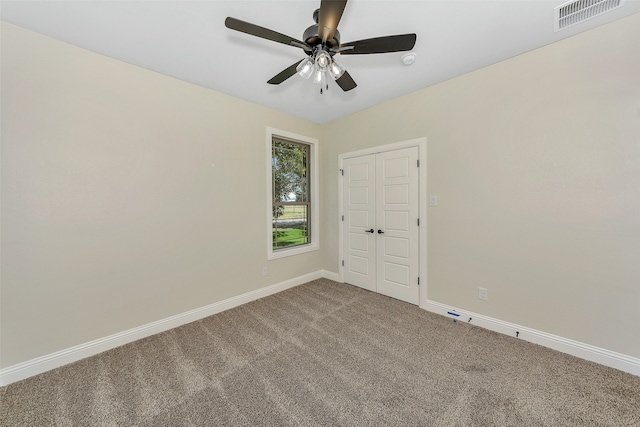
[272,139,310,249]
[266,128,318,259]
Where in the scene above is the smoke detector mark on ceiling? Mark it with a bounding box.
[401,53,417,65]
[555,0,625,31]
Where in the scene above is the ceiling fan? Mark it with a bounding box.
[225,0,417,94]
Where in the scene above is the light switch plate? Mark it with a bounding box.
[429,195,438,206]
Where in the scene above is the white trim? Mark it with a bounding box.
[266,127,319,260]
[0,270,336,386]
[425,299,640,376]
[321,270,340,282]
[417,140,428,310]
[339,137,426,161]
[338,137,428,306]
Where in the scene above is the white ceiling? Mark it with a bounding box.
[2,1,639,124]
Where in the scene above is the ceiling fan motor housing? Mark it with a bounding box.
[303,25,341,51]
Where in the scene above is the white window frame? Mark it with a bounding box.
[266,127,319,260]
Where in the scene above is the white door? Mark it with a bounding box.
[343,154,376,291]
[343,147,420,304]
[375,147,420,304]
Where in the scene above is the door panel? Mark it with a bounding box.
[376,147,419,304]
[343,154,376,292]
[384,211,410,231]
[382,156,410,178]
[349,210,370,228]
[349,162,370,181]
[349,254,371,277]
[349,187,370,204]
[383,262,410,287]
[383,184,410,204]
[384,236,410,258]
[349,232,369,252]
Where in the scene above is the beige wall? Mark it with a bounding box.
[321,13,640,358]
[1,23,322,367]
[2,13,639,369]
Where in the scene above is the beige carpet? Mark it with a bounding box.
[2,279,639,426]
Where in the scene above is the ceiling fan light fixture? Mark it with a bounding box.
[313,66,324,85]
[328,58,345,80]
[296,56,315,79]
[226,2,418,94]
[315,50,331,69]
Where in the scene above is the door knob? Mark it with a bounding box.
[365,229,375,233]
[377,229,384,234]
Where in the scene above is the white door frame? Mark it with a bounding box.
[338,137,428,308]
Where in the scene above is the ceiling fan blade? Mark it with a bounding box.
[337,34,417,55]
[318,0,347,44]
[335,70,357,92]
[225,17,310,50]
[267,60,305,85]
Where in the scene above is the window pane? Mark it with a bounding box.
[272,205,309,249]
[296,180,308,202]
[273,179,307,203]
[272,140,309,204]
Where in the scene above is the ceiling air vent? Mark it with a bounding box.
[554,0,625,31]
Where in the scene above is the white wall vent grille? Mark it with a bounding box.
[554,0,625,31]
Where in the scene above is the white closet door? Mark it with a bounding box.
[375,147,420,304]
[342,147,420,305]
[343,154,377,292]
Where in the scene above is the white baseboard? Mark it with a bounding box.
[4,274,635,386]
[425,300,640,377]
[0,270,337,386]
[321,270,340,282]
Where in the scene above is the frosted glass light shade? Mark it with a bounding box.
[328,59,345,80]
[313,66,324,84]
[296,57,314,79]
[315,51,331,69]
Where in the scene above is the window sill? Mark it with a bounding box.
[268,243,319,260]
